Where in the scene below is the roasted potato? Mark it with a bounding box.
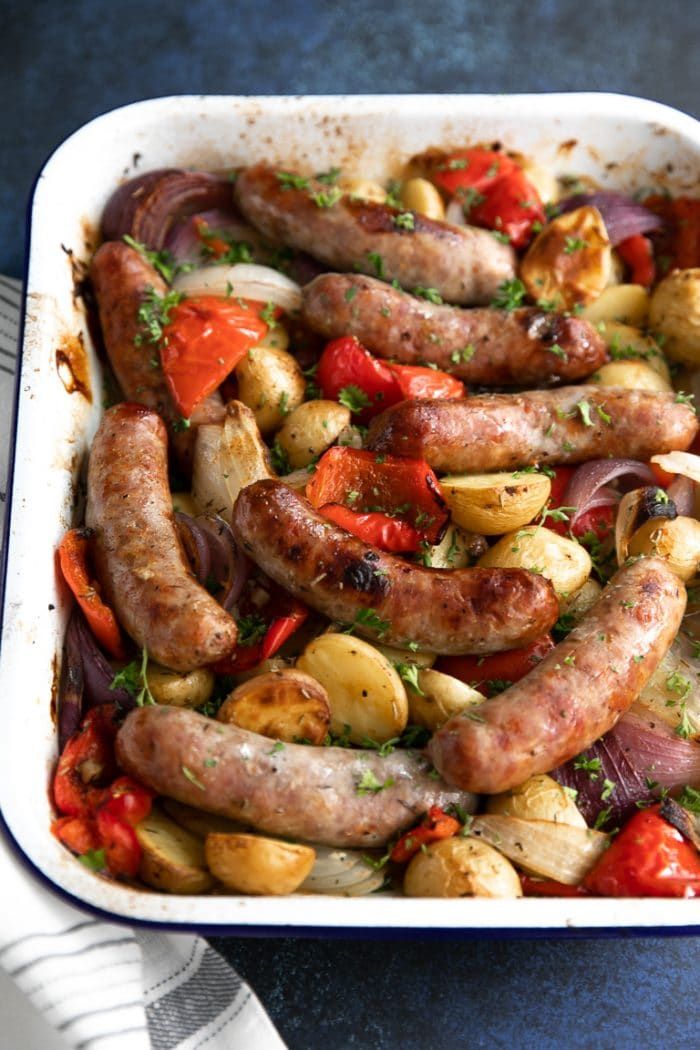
[649,268,700,365]
[627,515,700,581]
[485,774,587,827]
[580,284,650,327]
[235,345,305,435]
[590,360,671,392]
[374,643,436,669]
[296,632,408,743]
[520,205,613,309]
[216,669,331,744]
[478,526,592,600]
[136,806,214,894]
[559,578,602,622]
[597,322,671,382]
[339,176,387,203]
[404,836,522,898]
[426,523,482,569]
[399,177,445,220]
[275,400,351,469]
[205,832,316,895]
[163,799,246,838]
[406,668,486,732]
[438,471,551,535]
[145,664,215,708]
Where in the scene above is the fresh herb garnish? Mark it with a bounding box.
[394,211,415,231]
[123,235,186,284]
[236,614,268,647]
[110,648,155,706]
[413,286,443,305]
[356,769,395,795]
[395,662,424,695]
[338,384,371,413]
[491,278,526,311]
[276,171,310,190]
[181,764,206,791]
[135,287,183,347]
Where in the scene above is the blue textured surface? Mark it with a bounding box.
[3,0,700,1045]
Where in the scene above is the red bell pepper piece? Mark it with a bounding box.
[435,633,555,696]
[318,504,422,553]
[212,596,309,674]
[161,295,268,418]
[51,815,102,856]
[430,148,520,198]
[645,195,700,271]
[317,336,402,422]
[57,530,125,660]
[260,601,309,661]
[546,466,616,543]
[95,808,142,879]
[467,167,546,249]
[391,806,461,864]
[617,234,656,286]
[100,776,154,827]
[387,363,466,400]
[583,805,700,898]
[520,875,589,898]
[306,447,448,546]
[52,705,120,817]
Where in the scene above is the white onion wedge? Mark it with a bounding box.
[651,450,700,485]
[191,424,232,520]
[300,847,386,896]
[174,263,302,312]
[470,815,608,884]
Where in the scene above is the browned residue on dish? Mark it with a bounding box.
[558,138,578,154]
[56,332,91,401]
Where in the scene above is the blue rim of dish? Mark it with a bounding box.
[2,97,700,939]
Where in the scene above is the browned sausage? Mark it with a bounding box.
[427,557,686,793]
[301,273,607,385]
[86,402,237,671]
[234,164,516,305]
[116,705,477,848]
[90,241,225,466]
[231,479,558,653]
[367,386,699,472]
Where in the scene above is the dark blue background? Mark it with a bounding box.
[3,0,699,1045]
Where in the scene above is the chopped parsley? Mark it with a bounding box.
[260,301,278,328]
[236,614,268,647]
[394,211,415,231]
[268,741,285,755]
[450,344,476,364]
[346,608,391,637]
[491,278,527,311]
[395,662,424,695]
[344,286,358,303]
[573,754,602,779]
[413,286,443,305]
[597,404,612,425]
[79,849,107,871]
[110,648,155,707]
[135,287,183,347]
[181,764,206,791]
[311,187,343,209]
[563,236,588,254]
[675,391,696,412]
[315,167,341,185]
[338,384,372,413]
[576,399,594,427]
[123,235,186,284]
[356,769,395,795]
[678,785,700,814]
[600,778,616,801]
[547,343,569,361]
[276,171,310,190]
[491,230,511,244]
[367,252,385,278]
[270,439,291,475]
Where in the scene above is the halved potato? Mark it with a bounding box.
[205,832,316,895]
[296,632,408,743]
[235,345,305,435]
[438,471,551,535]
[135,805,214,894]
[649,267,700,365]
[145,664,215,708]
[339,177,387,203]
[598,322,670,382]
[559,578,602,622]
[275,399,351,469]
[590,360,671,392]
[162,799,245,839]
[407,668,486,732]
[478,526,592,600]
[404,836,522,898]
[426,523,482,569]
[627,516,700,581]
[374,642,436,669]
[485,774,587,827]
[217,669,331,744]
[399,177,445,220]
[580,284,650,326]
[521,205,612,309]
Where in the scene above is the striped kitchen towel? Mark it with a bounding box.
[0,277,286,1050]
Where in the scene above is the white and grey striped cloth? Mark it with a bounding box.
[0,277,286,1050]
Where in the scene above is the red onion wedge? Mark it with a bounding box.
[176,512,249,612]
[58,609,85,751]
[166,209,261,266]
[74,611,134,711]
[557,192,663,246]
[564,459,655,529]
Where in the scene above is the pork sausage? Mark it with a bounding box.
[427,557,686,794]
[116,705,477,848]
[90,241,225,465]
[302,273,607,385]
[86,402,237,671]
[367,386,699,473]
[234,164,516,305]
[231,479,558,653]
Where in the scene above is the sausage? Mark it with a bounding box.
[231,479,559,653]
[302,273,607,385]
[427,557,686,794]
[116,706,477,848]
[234,164,516,305]
[367,386,699,473]
[86,402,237,671]
[90,241,225,466]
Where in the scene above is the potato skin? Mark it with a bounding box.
[478,526,591,601]
[407,668,485,732]
[217,669,331,744]
[649,268,700,365]
[276,400,351,469]
[521,205,612,310]
[485,773,586,827]
[235,345,305,434]
[135,806,214,894]
[403,836,522,898]
[439,471,550,535]
[205,832,316,894]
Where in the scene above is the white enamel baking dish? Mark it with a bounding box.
[3,93,700,936]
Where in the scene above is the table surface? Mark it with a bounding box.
[3,0,700,1045]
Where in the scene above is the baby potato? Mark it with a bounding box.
[520,205,612,310]
[136,806,214,894]
[478,526,592,600]
[407,668,486,732]
[374,643,436,669]
[145,664,215,708]
[426,523,482,569]
[404,836,522,898]
[438,471,551,535]
[275,399,351,469]
[485,774,587,828]
[559,578,602,622]
[205,832,316,895]
[597,322,671,382]
[235,345,305,435]
[649,267,700,365]
[400,177,445,220]
[627,515,700,581]
[217,669,331,745]
[580,284,650,327]
[590,360,671,392]
[296,632,408,744]
[256,323,290,353]
[339,177,387,203]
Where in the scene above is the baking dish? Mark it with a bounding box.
[2,93,700,935]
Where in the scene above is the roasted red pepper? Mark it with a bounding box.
[430,148,520,198]
[100,776,154,827]
[51,815,102,856]
[435,633,555,696]
[306,446,448,546]
[96,808,142,879]
[318,504,422,553]
[213,593,309,674]
[546,466,616,543]
[617,234,656,287]
[57,530,125,660]
[317,336,402,421]
[387,363,465,400]
[52,705,120,817]
[161,295,268,418]
[583,805,700,898]
[646,195,700,271]
[391,806,461,864]
[520,875,589,898]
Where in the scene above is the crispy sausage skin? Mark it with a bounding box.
[231,479,559,653]
[234,164,516,305]
[86,403,237,672]
[116,706,477,848]
[367,386,699,473]
[427,558,686,794]
[90,241,225,464]
[302,273,607,385]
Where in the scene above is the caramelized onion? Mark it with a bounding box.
[564,459,655,529]
[58,609,84,750]
[558,192,662,246]
[74,612,133,710]
[176,512,249,611]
